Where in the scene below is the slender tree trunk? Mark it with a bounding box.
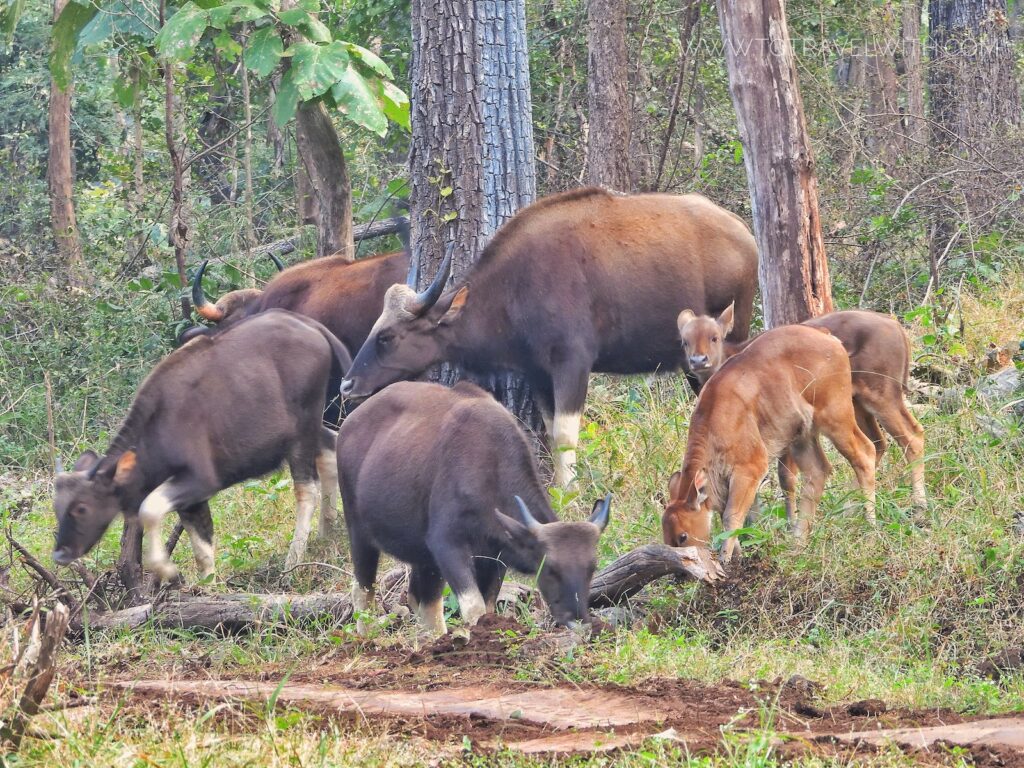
[163,54,191,320]
[901,0,925,145]
[294,102,353,258]
[240,29,256,252]
[585,0,631,190]
[654,0,701,190]
[48,0,86,286]
[717,0,833,327]
[410,0,540,430]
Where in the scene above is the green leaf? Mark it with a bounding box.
[272,68,300,126]
[331,64,386,135]
[112,73,141,108]
[50,0,98,91]
[375,78,409,130]
[244,25,283,77]
[208,0,267,28]
[276,8,308,24]
[276,8,329,42]
[154,3,210,61]
[346,42,392,78]
[76,0,161,46]
[290,40,349,100]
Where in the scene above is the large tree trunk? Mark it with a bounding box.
[294,102,354,259]
[929,0,1020,149]
[717,0,833,327]
[409,0,540,432]
[901,0,925,146]
[47,0,86,286]
[585,0,631,190]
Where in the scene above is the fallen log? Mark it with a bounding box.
[588,544,723,608]
[73,545,720,635]
[241,216,408,262]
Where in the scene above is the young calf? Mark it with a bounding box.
[52,310,351,580]
[336,380,611,635]
[662,325,877,561]
[678,306,926,509]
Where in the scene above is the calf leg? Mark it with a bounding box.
[821,408,877,524]
[854,400,887,469]
[865,394,927,508]
[720,467,766,563]
[551,366,590,489]
[286,450,319,570]
[350,534,379,638]
[777,451,799,525]
[139,478,198,581]
[788,438,831,543]
[179,501,215,580]
[474,555,508,614]
[409,564,446,636]
[315,429,340,539]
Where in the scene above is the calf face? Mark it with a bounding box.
[677,303,734,381]
[52,450,136,564]
[500,495,610,625]
[661,469,712,548]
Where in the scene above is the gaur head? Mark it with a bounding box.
[191,256,279,325]
[340,246,463,399]
[496,494,612,627]
[661,469,713,548]
[52,449,139,565]
[677,303,734,379]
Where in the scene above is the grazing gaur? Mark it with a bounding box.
[677,307,925,508]
[336,380,612,635]
[189,249,409,421]
[52,310,351,579]
[662,324,877,562]
[339,188,759,487]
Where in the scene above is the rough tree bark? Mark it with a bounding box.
[163,53,191,321]
[901,0,925,145]
[585,0,631,190]
[47,0,86,286]
[717,0,833,327]
[409,0,540,431]
[929,0,1021,149]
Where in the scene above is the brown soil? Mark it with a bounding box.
[97,613,1023,765]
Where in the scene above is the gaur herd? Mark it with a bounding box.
[51,186,925,633]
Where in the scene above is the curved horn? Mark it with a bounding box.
[588,492,613,533]
[268,252,285,272]
[192,260,224,322]
[408,242,455,316]
[513,495,544,532]
[406,255,420,289]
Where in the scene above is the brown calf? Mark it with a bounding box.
[662,325,877,562]
[676,307,926,510]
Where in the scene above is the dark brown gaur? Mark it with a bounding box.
[188,248,409,422]
[677,307,926,510]
[662,325,877,562]
[52,310,351,580]
[339,188,759,487]
[336,380,612,635]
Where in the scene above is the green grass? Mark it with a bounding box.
[3,280,1024,765]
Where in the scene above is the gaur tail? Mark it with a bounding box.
[192,260,225,322]
[901,326,913,395]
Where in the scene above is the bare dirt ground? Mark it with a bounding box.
[96,614,1024,765]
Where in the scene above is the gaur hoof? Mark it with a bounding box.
[146,560,179,581]
[450,627,471,647]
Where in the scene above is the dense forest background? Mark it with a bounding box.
[1,0,1022,470]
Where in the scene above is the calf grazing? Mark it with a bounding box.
[661,325,877,562]
[677,307,926,508]
[52,310,351,579]
[340,188,759,487]
[336,380,612,634]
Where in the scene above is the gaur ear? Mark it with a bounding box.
[694,468,709,505]
[72,450,100,473]
[113,450,138,487]
[677,309,696,333]
[717,303,735,336]
[668,470,682,499]
[438,286,469,325]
